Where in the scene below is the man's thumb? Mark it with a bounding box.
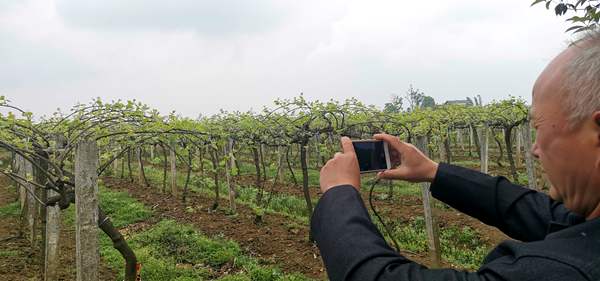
[341,137,355,154]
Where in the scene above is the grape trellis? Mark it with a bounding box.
[0,94,534,280]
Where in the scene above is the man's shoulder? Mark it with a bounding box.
[481,235,600,281]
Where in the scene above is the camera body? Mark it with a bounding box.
[351,139,391,173]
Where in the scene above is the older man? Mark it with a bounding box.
[311,30,600,281]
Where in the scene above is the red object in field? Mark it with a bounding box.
[136,263,142,281]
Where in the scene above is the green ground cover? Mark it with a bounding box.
[62,184,314,280]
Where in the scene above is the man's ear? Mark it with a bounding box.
[594,112,600,147]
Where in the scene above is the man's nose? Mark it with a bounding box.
[530,142,540,159]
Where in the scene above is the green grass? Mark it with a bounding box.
[368,179,422,198]
[0,249,20,258]
[96,184,153,228]
[377,216,490,270]
[63,186,152,227]
[451,160,481,168]
[0,201,20,217]
[123,158,491,271]
[236,161,321,187]
[138,166,311,223]
[134,160,423,224]
[65,180,317,280]
[101,220,315,281]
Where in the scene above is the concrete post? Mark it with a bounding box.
[45,135,64,281]
[24,159,37,247]
[170,142,178,197]
[225,138,236,212]
[522,122,537,189]
[415,136,442,268]
[75,140,99,281]
[480,125,489,174]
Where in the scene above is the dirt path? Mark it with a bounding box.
[234,172,510,248]
[104,176,472,280]
[0,177,117,281]
[104,177,329,279]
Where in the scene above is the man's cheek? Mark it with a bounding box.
[549,185,563,202]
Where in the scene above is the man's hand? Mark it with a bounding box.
[319,137,361,193]
[373,133,439,183]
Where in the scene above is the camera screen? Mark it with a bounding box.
[352,141,387,172]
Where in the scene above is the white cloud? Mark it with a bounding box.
[0,0,573,117]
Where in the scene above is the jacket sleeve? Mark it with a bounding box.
[310,185,497,281]
[429,163,583,242]
[310,185,587,281]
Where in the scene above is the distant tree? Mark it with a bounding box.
[532,0,599,33]
[421,96,436,108]
[405,85,425,112]
[383,94,404,113]
[466,97,474,106]
[473,95,483,106]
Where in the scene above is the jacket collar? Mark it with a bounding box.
[546,217,600,240]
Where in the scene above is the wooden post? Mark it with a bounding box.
[75,140,99,281]
[415,136,442,268]
[170,142,178,197]
[45,135,64,281]
[522,122,537,189]
[479,125,489,174]
[225,138,236,212]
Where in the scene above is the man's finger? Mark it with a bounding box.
[373,133,409,153]
[377,167,407,180]
[341,137,355,154]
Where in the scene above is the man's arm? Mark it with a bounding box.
[430,163,583,242]
[311,185,585,281]
[371,133,583,242]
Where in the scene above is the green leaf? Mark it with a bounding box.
[565,25,585,32]
[530,0,546,7]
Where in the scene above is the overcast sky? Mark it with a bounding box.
[0,0,573,118]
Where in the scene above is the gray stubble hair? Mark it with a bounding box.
[564,28,600,126]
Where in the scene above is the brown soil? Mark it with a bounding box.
[234,169,510,248]
[104,176,328,279]
[103,176,455,280]
[0,177,117,281]
[120,153,516,278]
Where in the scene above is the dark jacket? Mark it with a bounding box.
[310,163,600,281]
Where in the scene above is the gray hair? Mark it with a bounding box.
[564,28,600,126]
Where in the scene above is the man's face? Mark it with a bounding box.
[531,47,600,218]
